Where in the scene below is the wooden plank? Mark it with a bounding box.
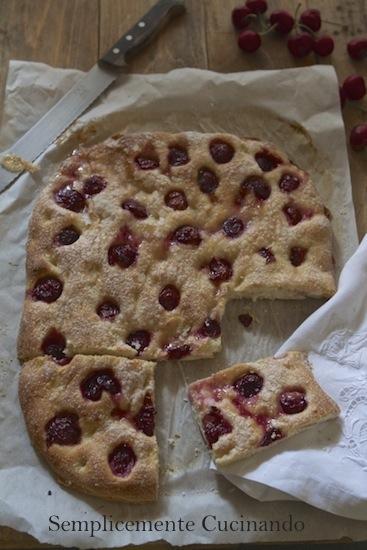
[99,0,208,72]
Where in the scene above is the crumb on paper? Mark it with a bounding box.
[1,154,39,174]
[174,433,181,439]
[58,122,98,146]
[168,438,175,448]
[194,448,200,457]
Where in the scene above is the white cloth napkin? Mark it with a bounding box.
[217,235,367,520]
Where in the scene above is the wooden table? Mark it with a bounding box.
[0,0,366,548]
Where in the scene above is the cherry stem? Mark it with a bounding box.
[298,22,316,36]
[260,22,278,36]
[321,19,345,28]
[294,3,302,21]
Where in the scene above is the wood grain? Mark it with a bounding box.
[0,0,367,547]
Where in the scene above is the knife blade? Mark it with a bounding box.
[0,0,185,193]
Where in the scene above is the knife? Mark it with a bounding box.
[0,0,185,193]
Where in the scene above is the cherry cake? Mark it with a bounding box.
[188,352,339,466]
[19,355,158,501]
[17,132,335,363]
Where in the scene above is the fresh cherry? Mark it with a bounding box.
[350,124,367,151]
[246,0,267,14]
[258,247,275,264]
[279,173,300,192]
[347,37,367,60]
[269,10,294,34]
[231,5,252,30]
[97,301,120,321]
[108,443,136,477]
[80,369,121,401]
[83,175,106,196]
[255,150,282,171]
[159,284,180,311]
[299,8,321,32]
[134,394,156,436]
[32,277,63,303]
[171,225,202,246]
[164,189,188,210]
[197,168,219,194]
[342,75,366,101]
[55,226,80,246]
[222,217,245,238]
[238,313,253,327]
[287,33,314,58]
[54,184,85,212]
[234,372,263,398]
[168,146,189,166]
[209,140,235,164]
[238,30,261,53]
[290,246,307,266]
[126,330,151,354]
[280,390,307,414]
[207,257,233,284]
[202,406,233,447]
[164,342,192,359]
[122,198,148,219]
[313,35,334,57]
[46,413,81,447]
[198,318,221,338]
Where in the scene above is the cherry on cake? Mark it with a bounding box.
[17,132,335,363]
[188,352,339,466]
[19,355,158,501]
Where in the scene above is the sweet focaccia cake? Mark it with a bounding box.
[18,132,335,363]
[19,355,158,502]
[188,352,339,466]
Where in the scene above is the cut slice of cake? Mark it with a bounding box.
[188,351,339,466]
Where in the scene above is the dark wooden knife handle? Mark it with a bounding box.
[99,0,186,68]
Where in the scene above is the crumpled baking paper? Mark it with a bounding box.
[0,60,366,547]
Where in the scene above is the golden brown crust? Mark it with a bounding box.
[19,355,158,502]
[188,351,339,466]
[18,131,335,363]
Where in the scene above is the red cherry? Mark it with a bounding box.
[122,198,148,219]
[55,226,80,246]
[83,175,106,196]
[290,246,307,266]
[126,330,151,354]
[269,10,294,34]
[97,301,120,321]
[207,257,233,284]
[342,75,366,101]
[171,225,202,246]
[339,86,347,109]
[299,9,321,32]
[279,173,301,192]
[209,140,235,164]
[134,394,156,436]
[234,371,263,397]
[164,189,188,210]
[246,0,267,14]
[313,35,334,57]
[202,406,233,447]
[241,175,271,200]
[350,124,367,151]
[231,5,252,30]
[32,277,63,303]
[238,30,261,53]
[80,369,121,401]
[54,184,85,212]
[46,413,81,447]
[258,247,275,264]
[238,313,253,327]
[168,146,189,166]
[287,33,314,58]
[108,243,137,268]
[41,329,70,365]
[197,168,219,194]
[280,390,307,414]
[260,426,283,447]
[135,155,159,170]
[164,342,192,359]
[222,217,245,238]
[159,284,180,311]
[197,318,221,338]
[108,443,136,477]
[347,37,367,60]
[255,150,282,171]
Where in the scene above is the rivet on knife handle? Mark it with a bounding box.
[99,0,186,69]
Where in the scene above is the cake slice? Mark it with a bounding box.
[188,352,339,466]
[19,355,158,502]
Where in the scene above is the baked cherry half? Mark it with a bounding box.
[255,150,282,172]
[209,140,235,164]
[32,277,63,303]
[54,183,86,212]
[260,426,283,447]
[122,198,148,220]
[83,175,107,196]
[108,226,140,269]
[135,154,159,170]
[171,225,202,246]
[207,257,233,284]
[41,329,70,365]
[159,284,180,311]
[168,145,189,166]
[202,406,233,447]
[233,372,263,398]
[197,318,221,338]
[80,369,121,401]
[283,203,302,226]
[97,300,120,321]
[279,173,301,193]
[164,189,188,210]
[126,330,151,355]
[164,342,192,359]
[241,176,271,201]
[108,443,136,477]
[289,246,307,267]
[280,389,308,414]
[222,217,245,238]
[46,412,81,447]
[258,247,275,264]
[134,394,156,436]
[55,226,80,246]
[197,168,219,194]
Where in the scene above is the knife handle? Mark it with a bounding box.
[99,0,186,69]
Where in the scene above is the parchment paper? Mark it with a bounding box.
[0,60,366,548]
